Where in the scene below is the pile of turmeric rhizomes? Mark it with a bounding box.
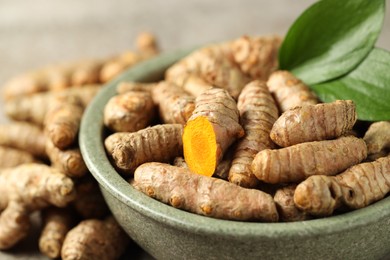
[104,35,390,223]
[0,32,158,259]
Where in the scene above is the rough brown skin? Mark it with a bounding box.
[105,124,183,175]
[183,88,244,177]
[166,43,251,99]
[61,216,130,260]
[231,35,282,80]
[294,155,390,216]
[0,146,36,169]
[270,100,357,147]
[0,201,31,250]
[363,121,390,156]
[5,85,101,126]
[133,163,278,222]
[72,176,110,219]
[251,136,367,184]
[273,185,309,222]
[151,81,195,124]
[0,164,76,249]
[46,140,88,178]
[39,207,75,259]
[104,91,155,133]
[0,122,47,159]
[116,81,157,94]
[229,80,279,188]
[267,70,318,112]
[45,95,84,149]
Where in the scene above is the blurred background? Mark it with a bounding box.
[0,0,389,259]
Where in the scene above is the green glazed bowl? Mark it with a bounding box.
[79,50,390,260]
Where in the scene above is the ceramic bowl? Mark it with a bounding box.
[79,50,390,260]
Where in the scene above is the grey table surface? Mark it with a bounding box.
[0,0,389,259]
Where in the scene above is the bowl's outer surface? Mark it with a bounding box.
[80,49,390,260]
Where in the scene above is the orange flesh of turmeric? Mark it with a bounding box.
[183,116,217,177]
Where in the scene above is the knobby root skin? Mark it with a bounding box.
[105,124,183,175]
[116,81,157,94]
[104,91,155,132]
[165,43,251,99]
[61,216,130,260]
[0,122,47,159]
[39,207,75,259]
[72,176,110,219]
[229,80,279,188]
[45,95,84,149]
[5,85,100,126]
[363,121,390,156]
[133,162,279,222]
[231,35,282,80]
[46,140,88,178]
[0,201,31,250]
[0,164,76,249]
[273,185,309,222]
[151,81,195,125]
[0,164,76,211]
[251,136,367,184]
[183,88,244,177]
[0,146,36,169]
[270,100,357,147]
[294,155,390,216]
[267,70,318,112]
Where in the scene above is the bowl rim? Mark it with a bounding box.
[79,48,390,239]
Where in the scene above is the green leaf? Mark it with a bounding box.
[311,48,390,121]
[279,0,385,85]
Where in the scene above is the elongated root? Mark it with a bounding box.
[39,207,75,259]
[183,88,244,177]
[251,136,367,184]
[229,80,278,188]
[294,155,390,216]
[105,124,183,175]
[270,100,357,147]
[0,122,47,159]
[133,162,279,222]
[45,95,84,149]
[5,85,100,126]
[267,70,318,112]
